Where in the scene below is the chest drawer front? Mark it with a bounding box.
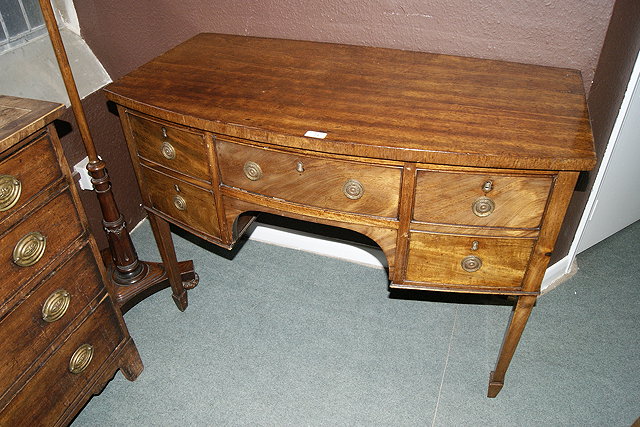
[405,232,535,289]
[0,298,124,425]
[127,113,210,181]
[413,169,553,229]
[216,139,403,218]
[0,190,84,306]
[0,134,62,226]
[140,165,220,238]
[0,246,103,392]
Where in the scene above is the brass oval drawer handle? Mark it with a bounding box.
[243,161,263,181]
[343,179,364,200]
[461,255,482,273]
[161,141,176,160]
[69,343,94,374]
[173,195,187,211]
[0,174,22,212]
[472,196,495,217]
[13,231,47,267]
[42,289,71,323]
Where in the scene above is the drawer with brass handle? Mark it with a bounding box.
[0,134,63,227]
[216,138,402,218]
[0,298,124,425]
[0,190,84,306]
[0,246,104,391]
[139,165,221,239]
[413,168,553,229]
[127,112,210,181]
[404,231,536,291]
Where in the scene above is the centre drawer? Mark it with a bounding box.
[405,231,535,290]
[216,139,402,218]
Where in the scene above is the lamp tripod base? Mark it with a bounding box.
[102,251,199,313]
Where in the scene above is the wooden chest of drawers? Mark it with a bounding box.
[0,96,142,425]
[104,33,596,397]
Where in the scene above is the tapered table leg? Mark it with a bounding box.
[487,295,537,397]
[146,213,194,311]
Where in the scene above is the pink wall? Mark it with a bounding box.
[78,0,613,91]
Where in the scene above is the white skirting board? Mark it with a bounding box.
[247,223,388,269]
[540,255,577,294]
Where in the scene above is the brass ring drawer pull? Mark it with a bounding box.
[472,196,495,217]
[42,289,71,323]
[343,179,364,200]
[69,343,94,374]
[0,174,22,212]
[461,255,482,272]
[161,141,176,160]
[13,231,47,267]
[243,161,263,181]
[173,195,187,211]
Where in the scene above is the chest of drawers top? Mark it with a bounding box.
[105,32,595,171]
[0,95,64,152]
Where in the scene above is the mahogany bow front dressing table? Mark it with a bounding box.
[104,33,595,397]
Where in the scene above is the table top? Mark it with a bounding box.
[0,95,64,153]
[105,33,595,171]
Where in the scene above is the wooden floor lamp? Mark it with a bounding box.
[38,0,197,311]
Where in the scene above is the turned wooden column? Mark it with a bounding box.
[38,0,197,310]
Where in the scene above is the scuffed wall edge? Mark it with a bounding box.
[53,0,81,36]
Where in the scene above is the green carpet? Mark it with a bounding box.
[71,220,640,426]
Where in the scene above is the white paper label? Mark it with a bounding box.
[304,130,327,139]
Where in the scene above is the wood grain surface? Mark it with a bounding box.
[0,246,104,392]
[0,299,123,424]
[0,95,63,152]
[0,190,84,305]
[105,33,595,171]
[413,168,554,229]
[139,165,220,237]
[128,112,211,182]
[216,137,403,218]
[405,231,536,289]
[0,134,63,226]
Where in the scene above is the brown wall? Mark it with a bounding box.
[77,0,614,89]
[62,0,622,260]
